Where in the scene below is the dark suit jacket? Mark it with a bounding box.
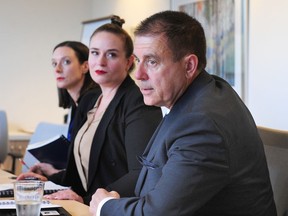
[49,76,162,204]
[101,71,277,216]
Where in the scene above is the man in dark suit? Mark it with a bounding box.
[89,10,277,216]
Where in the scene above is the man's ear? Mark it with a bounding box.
[185,54,199,80]
[82,61,89,74]
[126,55,135,72]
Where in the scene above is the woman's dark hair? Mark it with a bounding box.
[90,15,135,73]
[54,41,98,108]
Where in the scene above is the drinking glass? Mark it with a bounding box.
[14,180,45,216]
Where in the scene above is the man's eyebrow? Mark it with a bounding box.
[133,53,158,61]
[133,54,140,62]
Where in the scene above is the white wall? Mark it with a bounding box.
[91,0,170,34]
[0,0,92,133]
[1,0,287,134]
[248,0,288,130]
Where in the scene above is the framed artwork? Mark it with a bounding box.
[81,16,111,46]
[171,0,249,100]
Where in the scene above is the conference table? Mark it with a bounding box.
[0,169,91,216]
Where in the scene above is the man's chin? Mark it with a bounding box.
[143,98,154,106]
[143,98,161,107]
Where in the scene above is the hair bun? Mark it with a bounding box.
[111,15,125,27]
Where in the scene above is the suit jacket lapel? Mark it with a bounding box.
[145,115,169,160]
[87,76,133,190]
[135,115,168,195]
[141,115,166,157]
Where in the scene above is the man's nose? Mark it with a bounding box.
[134,62,148,81]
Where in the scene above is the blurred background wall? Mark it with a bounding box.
[0,0,287,135]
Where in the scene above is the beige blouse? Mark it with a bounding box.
[73,95,105,191]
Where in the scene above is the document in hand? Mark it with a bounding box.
[26,135,70,170]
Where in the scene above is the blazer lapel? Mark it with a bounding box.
[86,76,134,190]
[135,115,168,195]
[141,115,166,157]
[145,115,169,160]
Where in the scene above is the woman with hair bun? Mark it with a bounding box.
[18,16,162,205]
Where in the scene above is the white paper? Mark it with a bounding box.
[0,181,69,193]
[0,200,60,209]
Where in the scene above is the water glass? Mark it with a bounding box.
[14,180,45,216]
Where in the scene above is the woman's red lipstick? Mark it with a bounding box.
[57,77,65,81]
[95,70,107,75]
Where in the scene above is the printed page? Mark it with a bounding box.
[0,200,60,209]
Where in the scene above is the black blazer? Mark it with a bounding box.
[67,84,101,141]
[50,76,162,204]
[101,71,277,216]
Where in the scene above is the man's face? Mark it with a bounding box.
[134,35,188,109]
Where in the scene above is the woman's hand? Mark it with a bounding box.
[44,189,84,203]
[29,163,60,176]
[17,172,47,181]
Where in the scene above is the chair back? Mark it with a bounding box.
[258,126,288,216]
[22,121,68,172]
[29,122,68,144]
[0,110,8,163]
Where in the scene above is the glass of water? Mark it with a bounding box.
[14,180,45,216]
